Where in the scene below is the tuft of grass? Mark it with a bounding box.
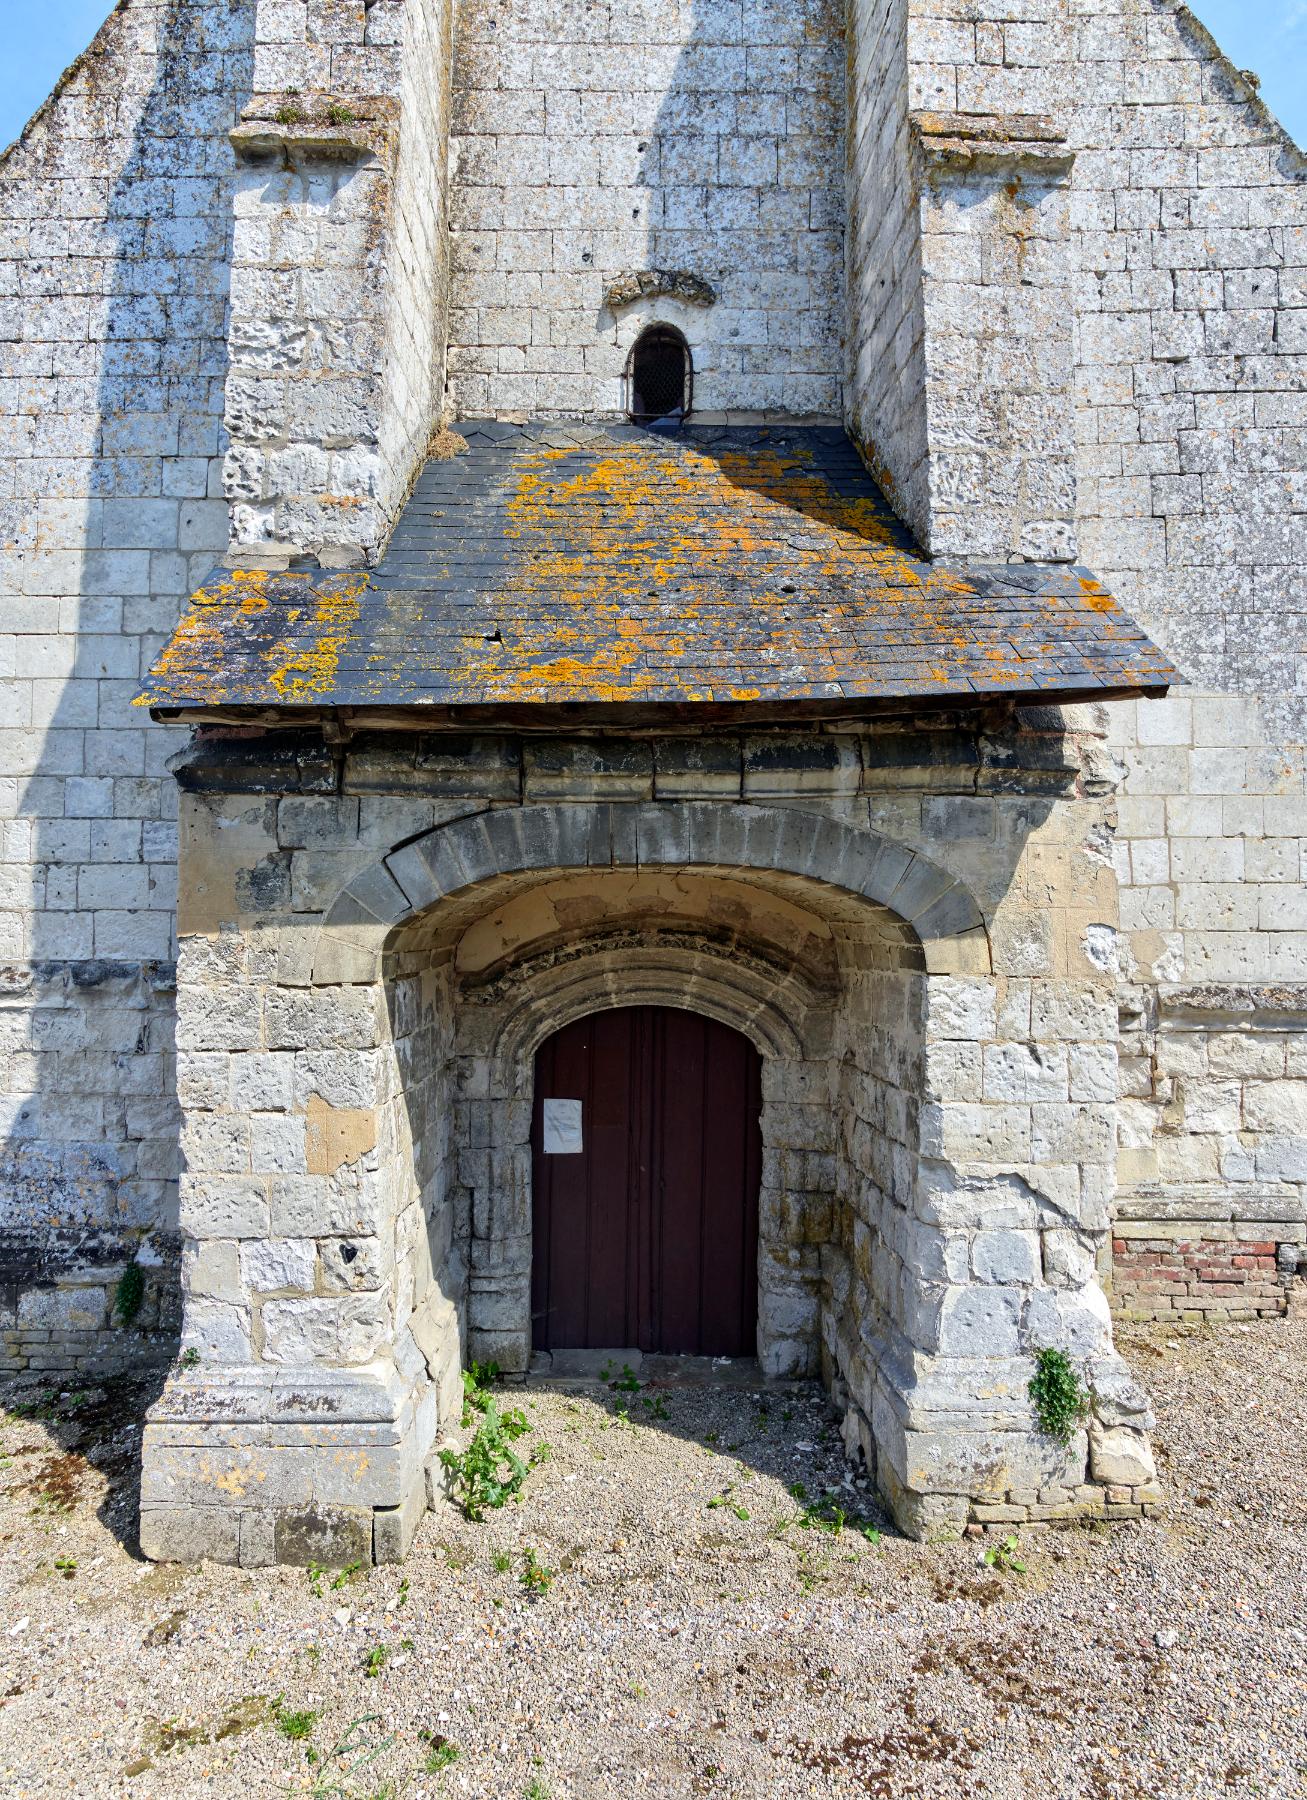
[274,1701,318,1741]
[307,1558,364,1598]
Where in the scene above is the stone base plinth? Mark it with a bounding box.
[140,1358,435,1566]
[836,1333,1159,1540]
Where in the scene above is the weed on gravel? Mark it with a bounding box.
[1,1323,1306,1796]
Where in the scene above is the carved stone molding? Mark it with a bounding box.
[603,268,718,311]
[230,92,399,164]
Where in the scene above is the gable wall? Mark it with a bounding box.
[2,0,1305,1370]
[0,0,254,1366]
[1075,0,1307,1307]
[444,0,847,419]
[895,0,1307,1306]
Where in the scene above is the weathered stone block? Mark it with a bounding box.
[273,1506,374,1569]
[241,1238,317,1294]
[16,1285,107,1333]
[140,1506,242,1567]
[1088,1423,1156,1487]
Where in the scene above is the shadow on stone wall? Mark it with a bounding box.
[0,0,254,1377]
[0,1361,172,1557]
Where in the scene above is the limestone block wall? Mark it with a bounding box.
[824,789,1152,1532]
[912,127,1079,562]
[1070,5,1307,1298]
[1111,984,1307,1316]
[445,0,847,418]
[892,0,1307,1315]
[845,0,1079,559]
[223,0,456,565]
[0,0,254,1371]
[844,0,930,532]
[828,958,925,1404]
[390,957,462,1422]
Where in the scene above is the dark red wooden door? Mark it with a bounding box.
[531,1006,761,1357]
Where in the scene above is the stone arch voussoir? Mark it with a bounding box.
[312,802,991,984]
[459,934,828,1079]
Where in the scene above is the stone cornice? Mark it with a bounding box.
[230,92,400,164]
[910,110,1075,179]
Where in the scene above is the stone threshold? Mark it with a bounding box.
[526,1350,802,1389]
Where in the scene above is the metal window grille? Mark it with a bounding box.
[630,326,691,421]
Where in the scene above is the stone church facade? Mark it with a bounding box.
[0,0,1303,1563]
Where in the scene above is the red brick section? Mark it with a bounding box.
[1112,1236,1291,1320]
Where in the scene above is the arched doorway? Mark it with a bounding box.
[531,1006,761,1357]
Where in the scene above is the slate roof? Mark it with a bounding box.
[139,421,1176,721]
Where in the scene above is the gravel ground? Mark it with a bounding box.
[0,1317,1304,1800]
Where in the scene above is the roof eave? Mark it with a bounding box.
[148,680,1171,733]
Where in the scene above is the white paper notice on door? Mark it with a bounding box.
[541,1098,584,1155]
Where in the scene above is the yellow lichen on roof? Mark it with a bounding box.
[134,568,368,707]
[136,421,1178,714]
[455,436,942,702]
[269,576,367,700]
[131,570,273,706]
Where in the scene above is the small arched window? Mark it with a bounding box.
[628,324,692,423]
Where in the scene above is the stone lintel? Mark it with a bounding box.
[1115,1183,1307,1226]
[1157,983,1307,1027]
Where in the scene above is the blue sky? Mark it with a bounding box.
[0,0,1304,154]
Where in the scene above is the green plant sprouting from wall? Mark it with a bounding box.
[114,1261,146,1328]
[1028,1347,1089,1445]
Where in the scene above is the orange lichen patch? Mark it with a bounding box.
[133,570,274,706]
[451,436,943,704]
[1077,574,1118,614]
[269,575,367,701]
[140,570,367,707]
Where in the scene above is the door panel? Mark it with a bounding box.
[531,1006,761,1357]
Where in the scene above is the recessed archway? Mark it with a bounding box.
[381,848,930,1388]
